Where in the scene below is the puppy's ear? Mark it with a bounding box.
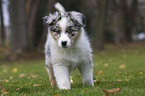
[43,16,56,27]
[43,16,49,26]
[68,11,86,27]
[43,12,60,27]
[81,15,86,27]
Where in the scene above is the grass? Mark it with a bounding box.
[0,44,145,96]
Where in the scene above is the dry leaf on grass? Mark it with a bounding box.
[16,88,20,91]
[104,88,121,95]
[139,71,143,74]
[9,76,13,80]
[125,79,130,81]
[3,79,9,83]
[19,74,26,78]
[12,68,18,73]
[96,81,101,85]
[117,79,122,82]
[93,80,97,82]
[1,89,9,95]
[0,84,3,88]
[119,64,126,69]
[33,84,40,87]
[96,70,104,76]
[54,94,60,96]
[104,63,108,67]
[31,75,38,78]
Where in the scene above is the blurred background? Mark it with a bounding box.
[0,0,145,60]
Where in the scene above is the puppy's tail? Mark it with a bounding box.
[55,2,65,13]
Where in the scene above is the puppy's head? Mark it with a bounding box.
[44,3,86,48]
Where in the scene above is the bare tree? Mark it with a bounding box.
[113,0,138,43]
[95,0,108,50]
[0,0,5,46]
[113,0,127,43]
[9,0,28,52]
[27,0,49,48]
[81,0,108,50]
[27,0,40,49]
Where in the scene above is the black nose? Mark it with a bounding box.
[61,41,67,47]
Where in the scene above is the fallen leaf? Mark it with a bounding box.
[33,84,40,87]
[3,79,9,83]
[104,63,108,67]
[31,75,38,78]
[139,71,143,74]
[117,79,122,82]
[12,68,18,73]
[130,89,133,92]
[93,80,97,82]
[96,72,99,75]
[9,76,13,80]
[54,94,60,96]
[0,84,3,88]
[99,70,103,74]
[96,81,100,85]
[96,70,104,76]
[104,88,121,95]
[1,89,9,95]
[16,88,20,91]
[19,74,26,78]
[125,79,130,81]
[116,71,121,74]
[119,64,126,69]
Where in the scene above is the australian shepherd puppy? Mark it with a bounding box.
[44,2,94,89]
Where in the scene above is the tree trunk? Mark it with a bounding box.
[27,0,49,48]
[113,0,128,43]
[113,0,138,43]
[27,0,40,49]
[9,0,28,52]
[0,0,5,46]
[126,0,138,42]
[94,0,108,50]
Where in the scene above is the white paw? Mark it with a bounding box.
[59,86,71,90]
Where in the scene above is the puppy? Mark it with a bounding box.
[44,2,94,89]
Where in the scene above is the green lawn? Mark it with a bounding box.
[0,44,145,96]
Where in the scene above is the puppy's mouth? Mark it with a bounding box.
[62,46,68,48]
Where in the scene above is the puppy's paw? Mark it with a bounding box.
[59,87,71,90]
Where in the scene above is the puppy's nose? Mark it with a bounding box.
[61,41,67,47]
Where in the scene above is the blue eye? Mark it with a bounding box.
[71,33,75,36]
[68,29,73,33]
[51,26,61,34]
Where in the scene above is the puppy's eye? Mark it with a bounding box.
[71,33,75,36]
[51,26,61,34]
[67,28,73,34]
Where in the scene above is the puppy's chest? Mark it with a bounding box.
[52,48,89,66]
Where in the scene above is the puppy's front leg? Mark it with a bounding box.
[79,60,94,86]
[53,65,70,89]
[48,62,57,87]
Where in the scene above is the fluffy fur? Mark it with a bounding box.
[44,2,94,89]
